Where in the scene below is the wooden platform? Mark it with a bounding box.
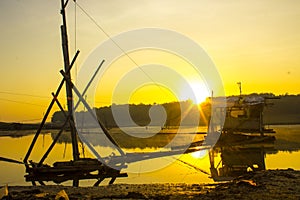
[25,158,128,186]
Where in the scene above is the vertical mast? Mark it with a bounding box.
[237,82,242,97]
[60,0,80,161]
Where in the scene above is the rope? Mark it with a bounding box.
[74,1,169,99]
[177,158,210,175]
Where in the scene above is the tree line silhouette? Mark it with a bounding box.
[1,94,300,131]
[51,100,211,128]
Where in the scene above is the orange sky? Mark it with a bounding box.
[0,0,300,122]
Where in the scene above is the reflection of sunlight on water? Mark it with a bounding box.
[119,151,213,184]
[191,150,208,159]
[0,132,213,185]
[265,151,300,170]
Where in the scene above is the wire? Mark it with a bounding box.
[0,91,66,107]
[177,157,210,175]
[0,98,48,108]
[0,91,49,99]
[74,2,169,99]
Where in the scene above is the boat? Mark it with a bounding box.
[206,88,278,181]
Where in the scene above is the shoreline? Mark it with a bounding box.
[3,169,300,200]
[1,121,300,132]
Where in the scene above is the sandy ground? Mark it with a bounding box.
[1,169,299,200]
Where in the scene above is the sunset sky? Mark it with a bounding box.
[0,0,300,122]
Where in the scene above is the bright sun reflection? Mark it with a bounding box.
[191,150,208,159]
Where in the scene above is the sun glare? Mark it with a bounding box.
[94,49,211,107]
[190,80,209,104]
[180,79,209,104]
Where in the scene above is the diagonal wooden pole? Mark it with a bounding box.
[37,60,106,167]
[60,70,125,157]
[23,50,79,164]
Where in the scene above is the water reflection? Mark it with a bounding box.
[0,125,300,185]
[209,145,273,181]
[48,126,300,178]
[208,125,300,181]
[48,127,294,182]
[50,128,205,150]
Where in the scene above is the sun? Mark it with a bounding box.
[180,79,209,104]
[190,80,210,104]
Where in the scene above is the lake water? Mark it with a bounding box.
[0,125,299,186]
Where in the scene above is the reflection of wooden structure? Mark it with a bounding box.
[209,146,272,181]
[23,0,127,186]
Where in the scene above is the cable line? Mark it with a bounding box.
[0,98,48,108]
[0,91,49,99]
[74,1,170,99]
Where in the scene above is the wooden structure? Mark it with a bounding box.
[208,95,277,137]
[207,93,277,181]
[222,96,275,135]
[23,0,127,186]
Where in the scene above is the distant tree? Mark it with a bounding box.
[51,111,67,123]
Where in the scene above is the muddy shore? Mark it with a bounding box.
[2,169,299,200]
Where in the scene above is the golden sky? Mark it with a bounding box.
[0,0,300,122]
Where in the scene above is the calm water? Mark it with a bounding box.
[0,125,299,186]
